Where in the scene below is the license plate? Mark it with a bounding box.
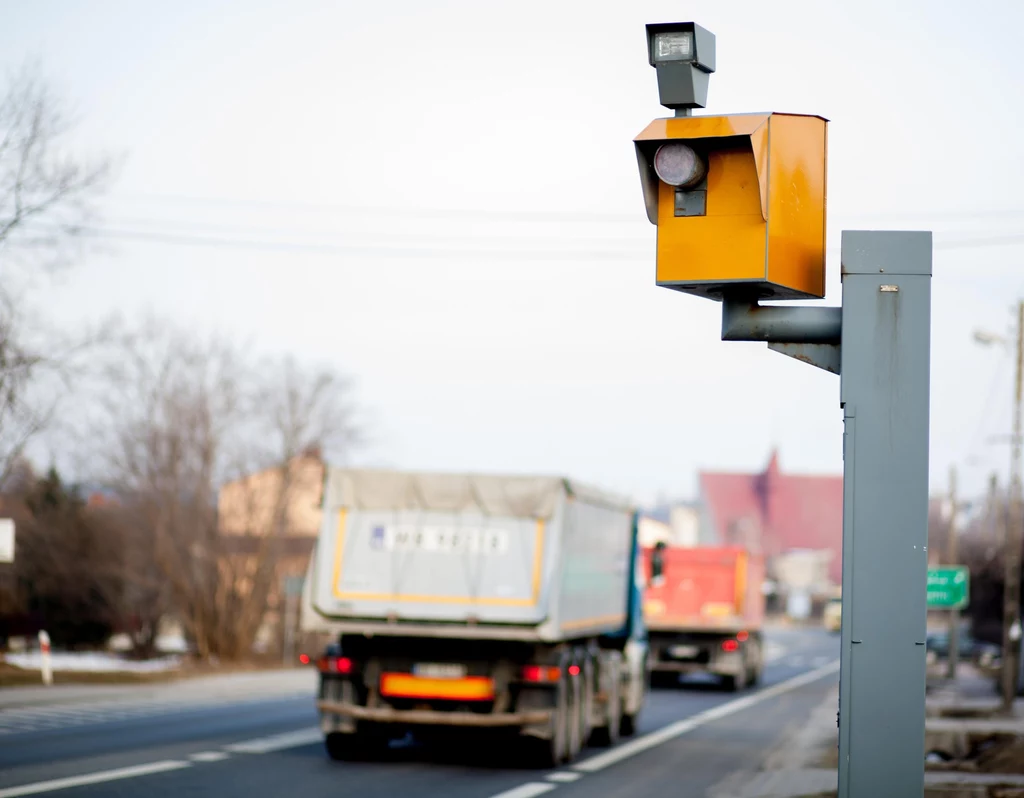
[412,662,467,679]
[668,645,699,659]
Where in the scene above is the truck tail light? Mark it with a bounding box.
[721,639,739,653]
[318,655,354,675]
[568,664,581,676]
[736,630,749,642]
[521,665,562,683]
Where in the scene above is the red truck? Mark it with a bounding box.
[642,544,765,691]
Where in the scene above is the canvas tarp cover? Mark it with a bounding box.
[325,469,632,520]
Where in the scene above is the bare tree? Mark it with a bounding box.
[0,61,111,262]
[0,62,114,486]
[94,318,359,661]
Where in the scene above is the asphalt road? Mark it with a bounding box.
[0,627,839,798]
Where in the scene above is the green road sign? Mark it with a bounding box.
[927,566,969,610]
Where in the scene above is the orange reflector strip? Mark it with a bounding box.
[379,673,495,701]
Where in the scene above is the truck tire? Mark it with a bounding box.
[747,663,763,686]
[723,669,747,692]
[529,681,568,768]
[580,652,596,745]
[564,670,584,763]
[619,710,637,737]
[325,730,380,762]
[589,667,621,747]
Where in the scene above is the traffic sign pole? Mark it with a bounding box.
[947,466,960,681]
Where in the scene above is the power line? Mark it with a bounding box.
[963,345,1012,466]
[105,193,645,224]
[21,220,1024,260]
[105,191,1024,224]
[85,214,651,249]
[62,224,653,261]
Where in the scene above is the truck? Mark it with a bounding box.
[642,544,765,691]
[302,467,648,766]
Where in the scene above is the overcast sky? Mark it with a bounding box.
[3,0,1023,505]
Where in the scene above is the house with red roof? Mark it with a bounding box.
[698,450,844,594]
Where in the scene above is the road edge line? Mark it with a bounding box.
[572,659,841,774]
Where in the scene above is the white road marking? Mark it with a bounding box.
[546,772,582,783]
[812,656,830,667]
[763,642,787,664]
[189,751,230,763]
[223,727,322,754]
[0,760,191,798]
[573,659,840,774]
[486,783,557,798]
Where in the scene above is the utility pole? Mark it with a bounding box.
[1002,300,1024,711]
[948,465,960,681]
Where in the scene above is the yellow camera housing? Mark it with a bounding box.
[634,112,828,300]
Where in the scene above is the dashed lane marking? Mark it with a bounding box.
[546,772,582,783]
[188,751,230,763]
[487,784,557,798]
[222,727,322,754]
[0,760,191,798]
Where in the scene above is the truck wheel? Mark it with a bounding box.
[589,671,621,747]
[325,731,376,762]
[530,682,568,768]
[619,711,637,737]
[723,669,747,692]
[564,672,584,763]
[580,654,596,745]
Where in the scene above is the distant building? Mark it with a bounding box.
[697,450,844,607]
[641,501,701,547]
[217,449,326,652]
[638,515,672,547]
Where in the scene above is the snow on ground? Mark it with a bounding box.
[4,651,182,673]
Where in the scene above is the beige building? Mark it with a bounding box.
[216,449,326,653]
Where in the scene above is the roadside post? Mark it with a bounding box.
[928,565,970,680]
[38,630,52,686]
[282,575,304,666]
[0,519,13,564]
[634,22,932,797]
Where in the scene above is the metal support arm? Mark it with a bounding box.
[721,299,842,344]
[721,299,842,374]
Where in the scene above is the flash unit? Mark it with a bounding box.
[645,22,716,115]
[653,32,694,62]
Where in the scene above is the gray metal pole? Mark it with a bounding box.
[948,466,960,682]
[713,231,932,795]
[283,589,296,666]
[1002,301,1024,711]
[837,231,932,798]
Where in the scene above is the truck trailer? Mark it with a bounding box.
[642,544,765,691]
[304,468,648,766]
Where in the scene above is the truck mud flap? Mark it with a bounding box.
[317,701,552,728]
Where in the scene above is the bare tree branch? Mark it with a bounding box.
[91,318,361,661]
